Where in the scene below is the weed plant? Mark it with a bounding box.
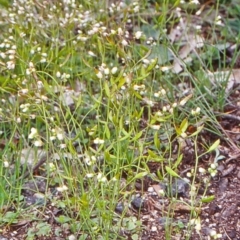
[0,0,232,239]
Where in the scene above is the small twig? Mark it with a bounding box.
[214,111,240,122]
[223,227,232,240]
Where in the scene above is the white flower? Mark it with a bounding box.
[88,51,96,57]
[142,59,150,65]
[111,67,118,74]
[190,0,199,4]
[96,71,103,79]
[135,31,142,39]
[86,173,94,178]
[4,161,9,168]
[59,143,66,149]
[150,125,160,130]
[118,27,123,35]
[161,66,171,72]
[34,139,43,147]
[93,138,104,144]
[104,67,110,75]
[97,172,107,183]
[28,128,38,139]
[172,102,177,108]
[68,235,76,240]
[121,39,128,46]
[50,136,56,141]
[57,185,68,192]
[198,167,206,173]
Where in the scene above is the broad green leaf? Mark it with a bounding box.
[146,58,158,72]
[154,132,161,149]
[201,195,215,203]
[207,139,220,153]
[55,215,72,224]
[133,171,148,180]
[173,154,183,169]
[104,82,110,97]
[148,149,158,158]
[105,124,110,139]
[180,118,188,133]
[165,166,180,177]
[132,131,143,141]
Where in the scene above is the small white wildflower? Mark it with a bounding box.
[215,16,223,26]
[0,52,6,58]
[93,138,104,144]
[121,39,128,46]
[154,92,160,97]
[135,31,142,39]
[16,117,21,123]
[118,27,123,35]
[18,89,28,95]
[50,136,56,141]
[172,102,177,108]
[96,71,103,79]
[6,60,15,69]
[104,67,110,75]
[40,58,46,63]
[88,51,96,57]
[133,85,140,91]
[68,234,76,240]
[133,5,140,13]
[144,99,154,107]
[196,25,202,30]
[34,139,43,147]
[37,81,44,90]
[97,172,107,183]
[4,161,9,168]
[209,230,217,237]
[186,172,192,178]
[111,67,118,74]
[210,163,217,169]
[211,172,217,177]
[199,167,206,173]
[190,0,200,4]
[28,128,38,139]
[150,125,160,130]
[162,106,167,112]
[110,29,116,35]
[195,107,201,114]
[86,173,94,178]
[49,163,56,172]
[180,132,187,138]
[155,111,163,117]
[56,129,64,140]
[41,95,48,101]
[57,185,68,192]
[59,143,66,149]
[161,66,171,72]
[142,59,150,65]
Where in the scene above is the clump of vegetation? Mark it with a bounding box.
[0,0,238,239]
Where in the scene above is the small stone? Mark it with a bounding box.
[170,178,189,197]
[218,178,228,192]
[115,202,124,213]
[131,197,144,210]
[0,235,8,240]
[158,217,172,226]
